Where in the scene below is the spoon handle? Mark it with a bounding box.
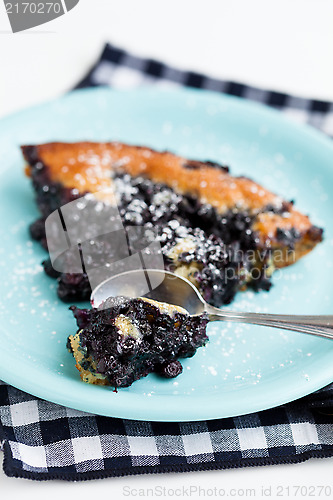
[205,306,333,340]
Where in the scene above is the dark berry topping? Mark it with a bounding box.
[205,160,229,172]
[43,258,61,278]
[276,227,301,247]
[69,298,208,388]
[157,360,183,378]
[27,155,310,309]
[183,161,202,170]
[29,218,46,242]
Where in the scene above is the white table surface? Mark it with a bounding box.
[0,0,332,495]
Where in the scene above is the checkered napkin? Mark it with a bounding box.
[1,43,333,481]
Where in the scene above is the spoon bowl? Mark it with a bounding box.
[91,269,333,340]
[91,269,206,315]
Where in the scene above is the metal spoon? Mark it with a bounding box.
[91,269,333,340]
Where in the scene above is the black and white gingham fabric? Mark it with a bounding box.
[1,43,333,481]
[0,381,333,481]
[76,44,333,137]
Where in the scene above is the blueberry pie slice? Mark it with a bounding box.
[22,141,323,307]
[68,296,209,388]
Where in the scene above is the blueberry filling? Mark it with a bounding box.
[68,297,208,388]
[276,227,301,248]
[183,160,229,172]
[156,360,183,378]
[25,155,308,307]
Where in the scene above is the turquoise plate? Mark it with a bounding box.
[0,87,332,421]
